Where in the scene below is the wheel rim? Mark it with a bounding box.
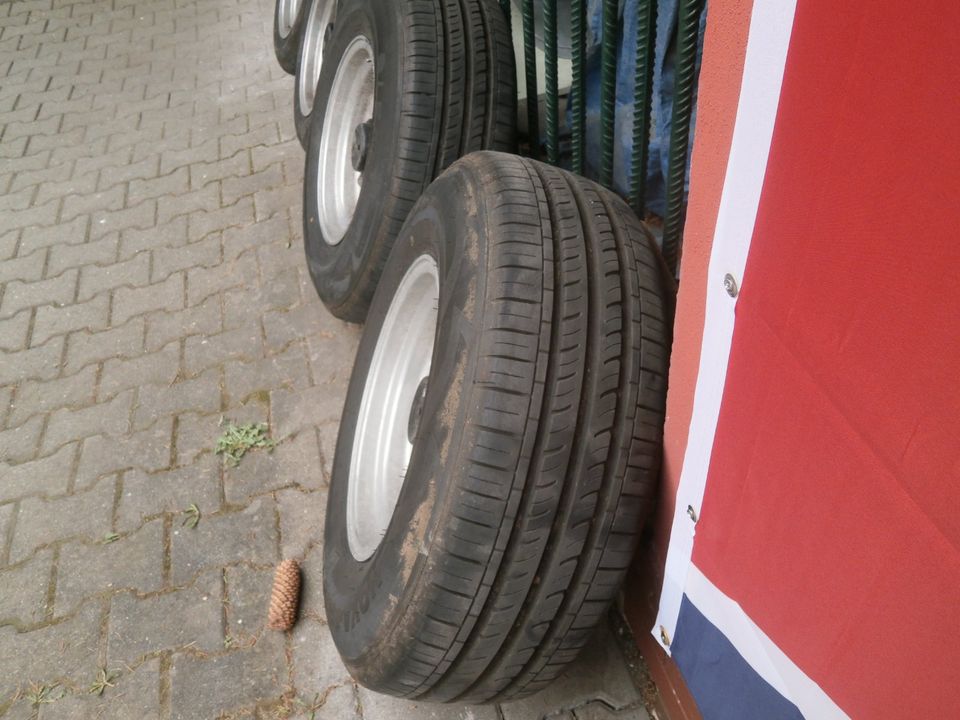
[298,0,336,117]
[316,35,375,245]
[347,255,440,562]
[278,0,302,38]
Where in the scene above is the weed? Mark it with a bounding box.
[88,668,119,696]
[25,683,63,707]
[102,533,120,544]
[182,503,202,529]
[215,421,276,466]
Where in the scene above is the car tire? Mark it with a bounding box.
[293,0,338,148]
[323,151,672,703]
[273,0,308,75]
[303,0,516,323]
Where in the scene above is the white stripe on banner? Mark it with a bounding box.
[685,567,851,719]
[653,0,798,650]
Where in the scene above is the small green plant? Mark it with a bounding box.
[182,503,202,529]
[102,533,120,544]
[216,421,276,466]
[26,683,63,707]
[88,668,119,696]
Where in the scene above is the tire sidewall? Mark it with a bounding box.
[302,0,410,321]
[324,165,487,681]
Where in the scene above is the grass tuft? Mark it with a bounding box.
[88,668,119,696]
[215,421,276,466]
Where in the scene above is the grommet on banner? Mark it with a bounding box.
[724,272,739,297]
[660,625,672,646]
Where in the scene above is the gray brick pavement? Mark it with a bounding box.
[0,0,650,718]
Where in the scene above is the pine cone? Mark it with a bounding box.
[267,559,301,631]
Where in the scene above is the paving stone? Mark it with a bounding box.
[357,687,501,720]
[222,341,309,405]
[112,271,184,325]
[0,442,76,503]
[18,215,88,256]
[260,301,356,354]
[276,487,326,560]
[157,181,219,225]
[37,658,162,720]
[0,602,101,702]
[77,252,150,303]
[151,234,220,282]
[75,417,174,488]
[292,620,353,699]
[116,461,220,532]
[184,322,262,375]
[224,564,271,638]
[0,269,78,320]
[172,411,221,467]
[186,196,255,241]
[305,328,361,387]
[0,414,43,465]
[132,366,220,430]
[0,246,45,284]
[185,248,257,305]
[144,292,221,352]
[9,477,115,564]
[42,388,134,454]
[171,496,278,585]
[64,317,144,374]
[290,684,360,720]
[8,365,98,428]
[56,520,164,615]
[0,309,31,352]
[169,630,287,720]
[127,165,189,205]
[90,198,156,241]
[47,234,119,277]
[119,215,187,261]
[271,384,347,443]
[108,573,222,665]
[32,293,111,347]
[223,269,300,331]
[99,340,180,400]
[0,335,64,386]
[0,549,53,626]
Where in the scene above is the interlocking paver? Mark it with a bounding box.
[116,462,219,532]
[75,417,175,488]
[0,549,52,626]
[171,497,279,585]
[0,268,78,320]
[0,1,650,716]
[42,387,134,453]
[56,520,164,616]
[169,631,287,720]
[108,573,222,665]
[0,442,76,502]
[32,293,111,347]
[9,477,115,564]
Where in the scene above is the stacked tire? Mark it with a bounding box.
[271,0,673,706]
[323,152,671,702]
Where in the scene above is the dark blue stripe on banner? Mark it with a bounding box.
[672,596,806,720]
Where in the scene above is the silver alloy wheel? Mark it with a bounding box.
[277,0,302,38]
[316,35,375,245]
[347,254,440,562]
[298,0,337,117]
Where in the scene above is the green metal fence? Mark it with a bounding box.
[511,0,705,277]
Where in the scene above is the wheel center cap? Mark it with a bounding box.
[351,120,374,173]
[407,376,430,444]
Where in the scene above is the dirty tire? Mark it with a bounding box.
[324,152,672,703]
[274,0,308,74]
[303,0,516,323]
